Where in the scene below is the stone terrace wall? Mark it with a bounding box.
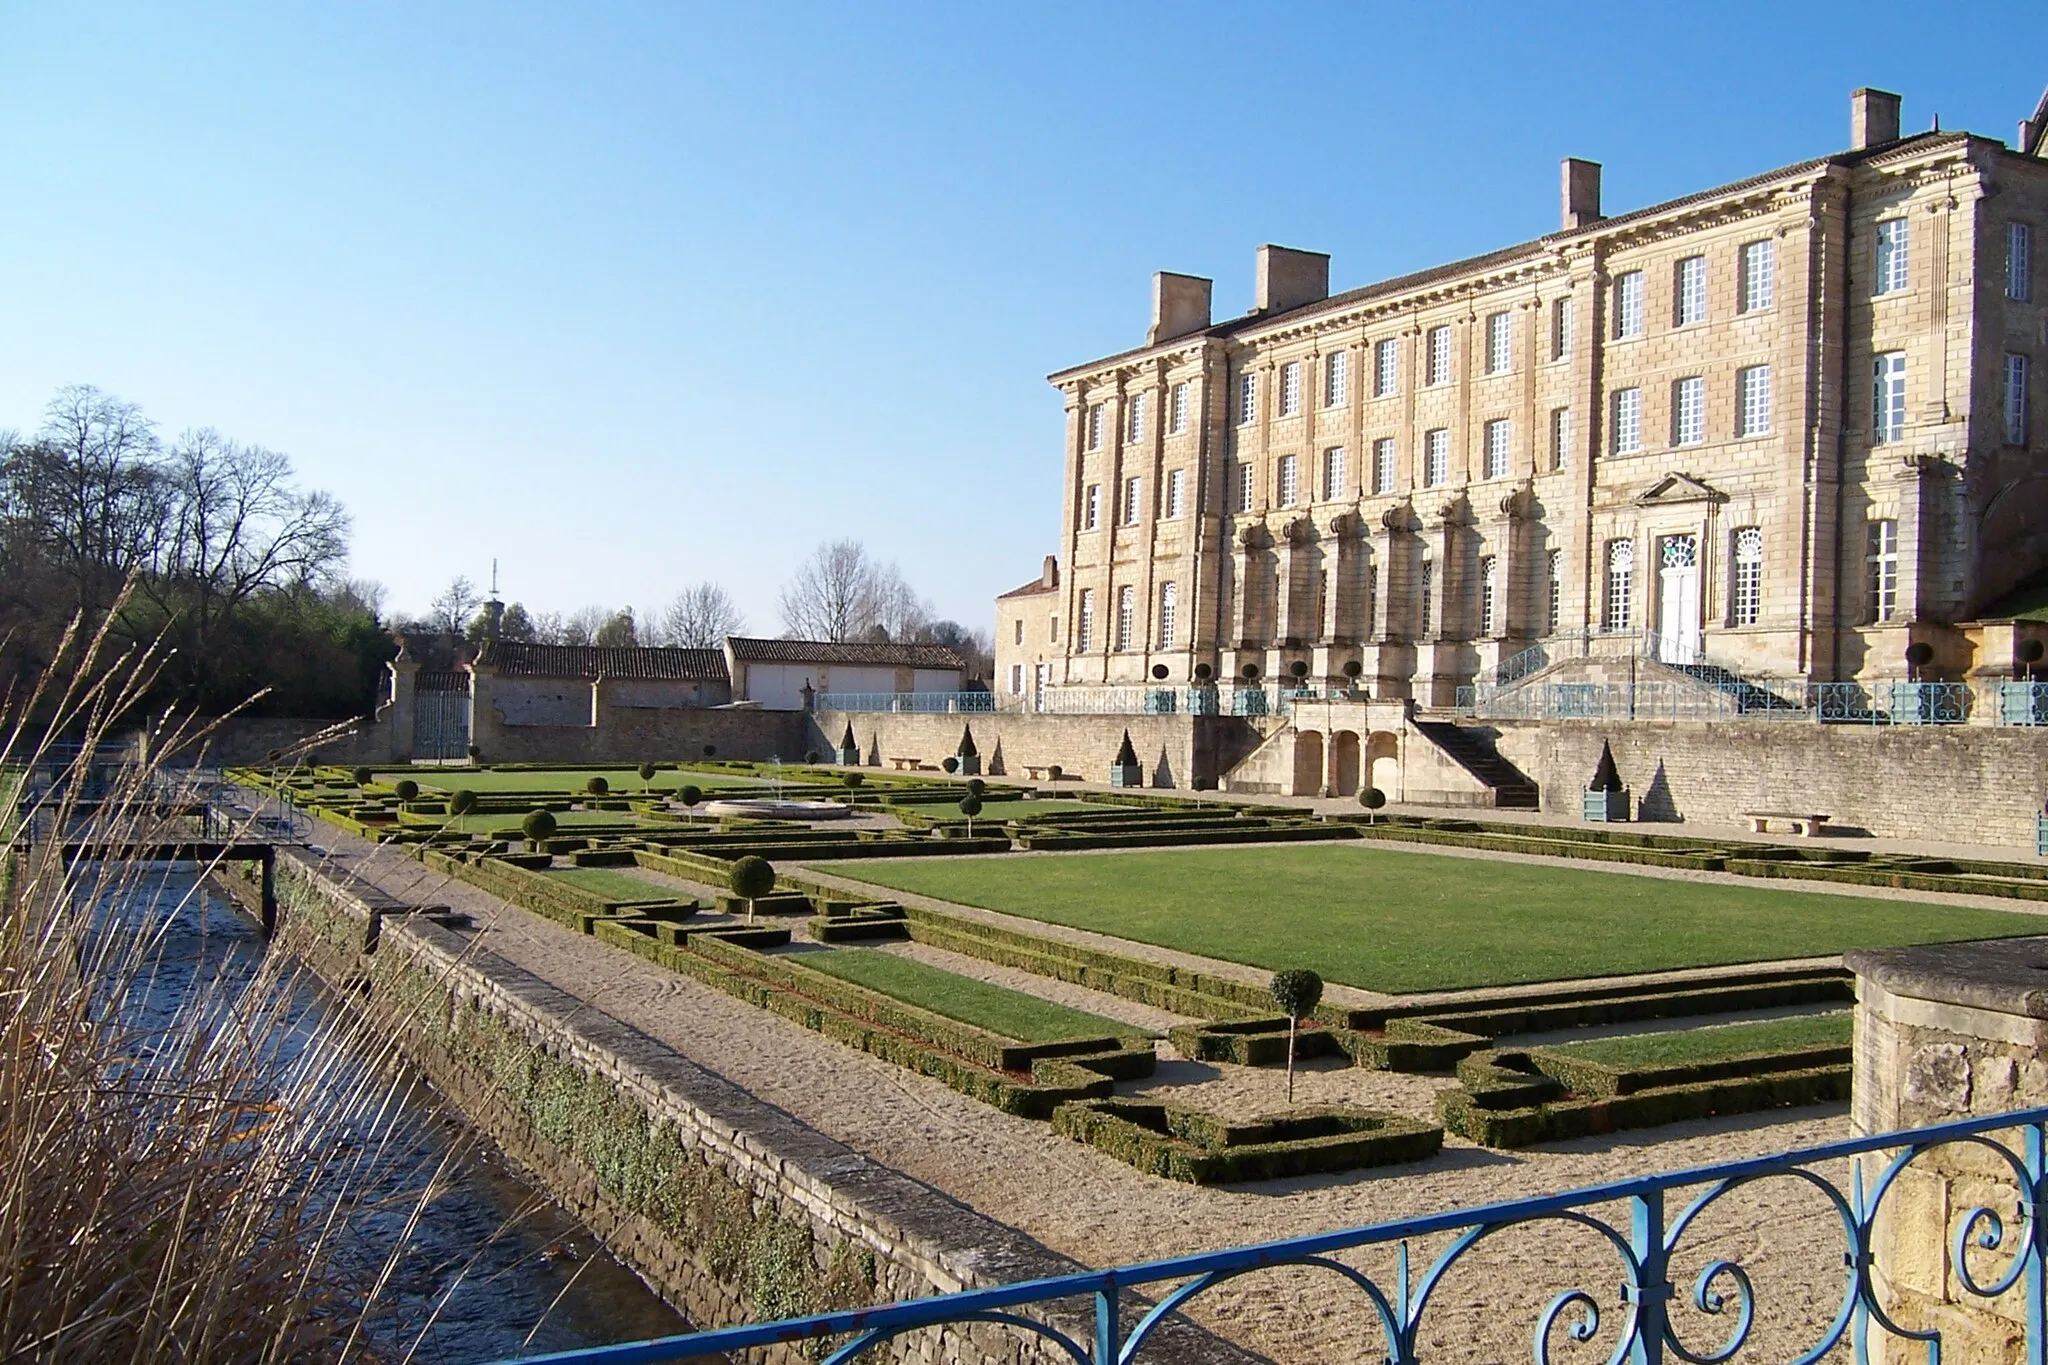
[1487,719,2048,848]
[1847,940,2048,1364]
[808,710,1261,789]
[152,714,401,767]
[471,700,805,765]
[272,850,1257,1365]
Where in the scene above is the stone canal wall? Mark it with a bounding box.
[254,849,1258,1365]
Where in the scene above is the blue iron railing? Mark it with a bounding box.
[1459,679,1981,725]
[487,1106,2048,1365]
[817,692,1004,714]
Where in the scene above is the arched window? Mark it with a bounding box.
[1158,582,1178,649]
[1115,585,1136,651]
[1732,528,1763,626]
[1604,540,1635,633]
[1479,556,1499,637]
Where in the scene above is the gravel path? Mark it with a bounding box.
[306,835,1864,1363]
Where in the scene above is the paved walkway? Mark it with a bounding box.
[265,810,1855,1364]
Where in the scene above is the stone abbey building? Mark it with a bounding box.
[999,86,2048,706]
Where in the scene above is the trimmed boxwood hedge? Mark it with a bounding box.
[1052,1099,1442,1184]
[1013,823,1356,853]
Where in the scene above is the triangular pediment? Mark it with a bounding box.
[1634,472,1726,506]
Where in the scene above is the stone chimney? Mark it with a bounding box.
[1852,88,1902,150]
[1561,159,1602,230]
[1253,245,1330,315]
[1040,554,1059,589]
[1147,272,1213,346]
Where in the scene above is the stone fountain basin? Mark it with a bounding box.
[699,798,851,821]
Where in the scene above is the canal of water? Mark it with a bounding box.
[119,870,689,1363]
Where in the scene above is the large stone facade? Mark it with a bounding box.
[1005,86,2048,705]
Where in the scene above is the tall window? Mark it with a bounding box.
[1483,419,1510,479]
[1083,484,1100,530]
[1009,663,1024,693]
[1485,312,1511,374]
[1237,374,1257,425]
[1165,468,1185,518]
[1324,351,1349,407]
[1086,404,1104,450]
[2011,222,2035,303]
[1552,297,1573,360]
[1612,387,1642,454]
[1546,548,1563,635]
[1157,581,1178,649]
[1114,585,1135,651]
[1126,393,1145,443]
[1169,381,1189,433]
[1235,462,1255,513]
[1121,475,1142,526]
[1321,446,1346,500]
[1738,365,1772,437]
[1867,519,1898,623]
[1872,352,1907,444]
[1423,428,1449,487]
[1366,564,1378,636]
[2006,354,2030,447]
[1014,618,1024,645]
[1614,271,1645,338]
[1425,326,1452,386]
[1675,256,1707,326]
[1550,407,1571,471]
[1479,555,1499,636]
[1740,240,1776,313]
[1374,338,1398,396]
[1875,220,1910,295]
[1672,376,1705,446]
[1077,589,1095,652]
[1373,437,1396,494]
[1419,561,1435,636]
[1278,361,1302,417]
[1603,540,1634,633]
[1732,526,1763,626]
[1276,454,1299,507]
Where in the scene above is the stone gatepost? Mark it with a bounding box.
[1846,939,2048,1363]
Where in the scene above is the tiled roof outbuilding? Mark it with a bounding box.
[474,640,730,682]
[725,637,969,670]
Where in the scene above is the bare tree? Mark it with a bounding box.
[778,540,933,642]
[6,386,166,613]
[551,605,611,646]
[593,607,637,647]
[655,582,746,647]
[427,576,481,637]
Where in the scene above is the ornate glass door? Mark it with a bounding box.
[1657,534,1701,664]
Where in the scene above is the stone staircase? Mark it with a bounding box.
[1410,721,1539,808]
[1663,661,1804,714]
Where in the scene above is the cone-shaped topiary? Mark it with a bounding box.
[521,808,557,843]
[729,855,776,921]
[394,778,420,802]
[957,724,978,758]
[1270,968,1325,1103]
[1589,741,1623,793]
[586,775,610,796]
[449,790,478,816]
[1114,731,1139,767]
[840,722,857,749]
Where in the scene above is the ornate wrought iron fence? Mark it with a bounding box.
[815,692,1007,714]
[488,1106,2048,1365]
[1460,679,1981,725]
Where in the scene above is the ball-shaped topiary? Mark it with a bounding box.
[638,762,658,782]
[583,775,609,796]
[467,744,482,761]
[1271,969,1324,1020]
[965,777,986,797]
[729,855,776,919]
[351,766,373,787]
[1046,764,1063,781]
[394,778,420,802]
[957,794,983,818]
[803,749,820,765]
[941,756,960,774]
[842,772,864,790]
[521,808,557,842]
[449,790,478,816]
[677,784,702,808]
[1360,787,1387,810]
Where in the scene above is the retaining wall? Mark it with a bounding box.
[808,710,1263,789]
[263,850,1257,1365]
[1485,718,2048,849]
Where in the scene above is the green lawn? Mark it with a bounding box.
[1543,1012,1851,1067]
[437,809,642,834]
[817,844,2048,994]
[546,866,678,901]
[996,800,1117,818]
[795,948,1143,1043]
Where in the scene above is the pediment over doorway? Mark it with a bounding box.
[1633,473,1727,507]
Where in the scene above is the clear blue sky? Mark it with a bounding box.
[3,3,2042,634]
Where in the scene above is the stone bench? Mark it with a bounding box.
[1744,810,1831,837]
[889,756,924,771]
[1022,764,1056,781]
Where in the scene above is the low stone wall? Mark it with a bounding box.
[1486,718,2048,848]
[264,850,1257,1365]
[1847,939,2048,1363]
[154,714,400,767]
[809,710,1262,789]
[470,700,804,766]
